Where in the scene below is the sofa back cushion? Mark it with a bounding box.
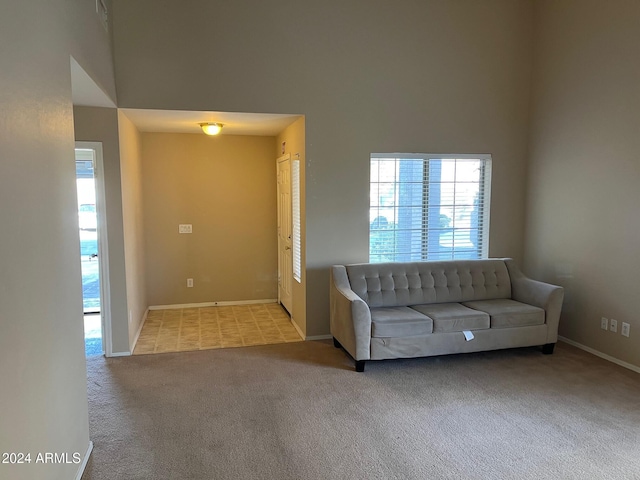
[345,259,512,308]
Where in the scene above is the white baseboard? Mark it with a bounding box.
[558,336,640,374]
[306,334,333,341]
[74,440,93,480]
[288,318,331,341]
[108,351,131,357]
[149,299,278,310]
[130,308,149,353]
[290,317,305,340]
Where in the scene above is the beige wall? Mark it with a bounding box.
[141,133,278,306]
[526,1,640,368]
[118,112,148,347]
[0,1,116,478]
[73,106,132,354]
[112,0,534,337]
[276,117,307,336]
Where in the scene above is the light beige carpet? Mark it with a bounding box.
[82,341,640,479]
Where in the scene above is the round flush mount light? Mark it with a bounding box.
[199,123,223,135]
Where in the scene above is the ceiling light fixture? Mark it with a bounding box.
[199,122,223,136]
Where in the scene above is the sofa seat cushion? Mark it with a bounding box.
[462,299,545,328]
[370,307,434,338]
[410,303,489,333]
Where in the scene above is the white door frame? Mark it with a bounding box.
[76,141,113,357]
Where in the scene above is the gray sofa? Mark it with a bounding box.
[330,258,563,371]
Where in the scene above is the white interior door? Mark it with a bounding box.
[277,155,293,314]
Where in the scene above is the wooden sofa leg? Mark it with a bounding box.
[333,337,342,349]
[542,343,555,355]
[355,360,366,372]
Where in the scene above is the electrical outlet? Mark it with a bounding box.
[610,318,618,333]
[179,224,193,234]
[187,278,194,288]
[622,322,630,338]
[601,317,608,330]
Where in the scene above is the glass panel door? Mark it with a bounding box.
[76,148,102,356]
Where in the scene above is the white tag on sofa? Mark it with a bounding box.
[463,330,474,341]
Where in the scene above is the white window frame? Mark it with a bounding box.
[369,153,492,262]
[291,159,302,282]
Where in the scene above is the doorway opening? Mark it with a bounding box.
[76,147,103,356]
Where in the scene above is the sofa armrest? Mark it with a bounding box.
[505,259,564,343]
[330,265,372,361]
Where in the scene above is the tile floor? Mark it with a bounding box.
[133,303,302,355]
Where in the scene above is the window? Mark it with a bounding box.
[292,159,302,282]
[369,154,491,262]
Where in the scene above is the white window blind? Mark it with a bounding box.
[292,159,302,282]
[370,154,491,262]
